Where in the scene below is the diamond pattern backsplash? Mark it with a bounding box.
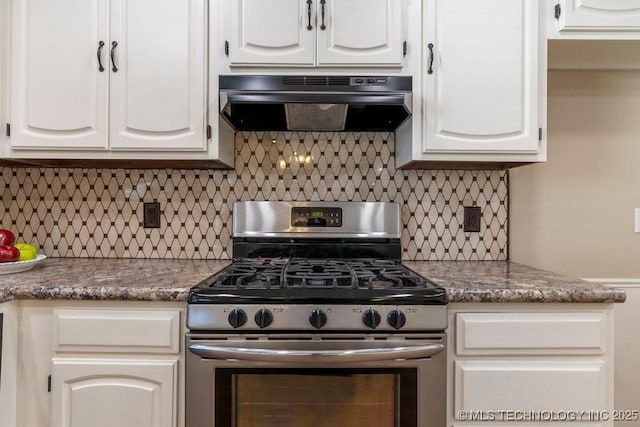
[0,132,508,260]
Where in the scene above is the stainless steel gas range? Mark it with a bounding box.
[186,201,448,427]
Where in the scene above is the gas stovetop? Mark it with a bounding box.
[188,258,447,305]
[186,201,448,333]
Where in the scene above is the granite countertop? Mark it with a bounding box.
[405,261,626,303]
[0,258,230,303]
[0,258,626,304]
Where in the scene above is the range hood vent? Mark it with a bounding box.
[219,75,412,132]
[282,76,351,86]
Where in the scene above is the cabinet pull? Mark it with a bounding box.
[306,0,313,30]
[320,0,326,30]
[427,43,434,74]
[110,41,119,72]
[97,41,105,72]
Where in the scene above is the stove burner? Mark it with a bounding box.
[208,258,288,289]
[285,259,354,288]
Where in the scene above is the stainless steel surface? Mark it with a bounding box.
[285,103,348,131]
[186,333,446,427]
[187,304,447,332]
[188,342,444,362]
[233,201,401,238]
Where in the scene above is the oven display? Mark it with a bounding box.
[291,207,342,227]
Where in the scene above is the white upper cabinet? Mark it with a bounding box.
[229,0,315,66]
[553,0,640,36]
[317,0,403,66]
[227,0,403,67]
[10,0,108,149]
[109,0,206,151]
[423,0,542,155]
[7,0,220,161]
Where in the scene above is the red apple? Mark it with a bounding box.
[0,229,16,246]
[0,244,20,263]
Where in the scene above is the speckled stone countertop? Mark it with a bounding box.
[0,258,230,303]
[0,258,626,304]
[405,261,626,303]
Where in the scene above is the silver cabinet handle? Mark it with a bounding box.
[189,343,444,363]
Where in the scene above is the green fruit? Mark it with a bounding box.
[14,243,37,261]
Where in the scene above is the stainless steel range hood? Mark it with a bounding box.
[219,75,412,132]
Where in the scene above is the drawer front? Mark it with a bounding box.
[456,312,607,355]
[454,360,608,415]
[53,309,181,353]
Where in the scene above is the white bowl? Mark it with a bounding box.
[0,254,47,275]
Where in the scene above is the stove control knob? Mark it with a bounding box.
[254,309,274,328]
[228,309,247,329]
[309,309,327,329]
[362,309,381,329]
[387,310,407,329]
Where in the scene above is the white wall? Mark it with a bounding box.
[511,68,640,278]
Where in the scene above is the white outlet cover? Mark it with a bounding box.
[636,209,640,233]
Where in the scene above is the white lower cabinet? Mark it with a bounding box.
[14,301,185,427]
[449,304,615,427]
[51,358,177,427]
[0,303,19,427]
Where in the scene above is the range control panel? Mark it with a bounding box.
[291,207,342,227]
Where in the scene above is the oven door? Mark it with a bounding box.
[186,334,446,427]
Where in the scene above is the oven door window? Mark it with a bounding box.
[215,368,416,427]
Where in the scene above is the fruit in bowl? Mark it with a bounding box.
[14,243,38,261]
[0,229,39,263]
[0,244,20,263]
[0,228,16,246]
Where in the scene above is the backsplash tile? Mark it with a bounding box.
[0,132,508,260]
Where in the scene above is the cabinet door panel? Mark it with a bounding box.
[109,0,206,150]
[455,360,608,414]
[51,358,177,427]
[559,0,640,32]
[317,0,403,66]
[456,312,607,355]
[424,0,540,153]
[229,0,315,65]
[10,0,108,149]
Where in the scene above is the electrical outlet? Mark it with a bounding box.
[635,208,640,233]
[463,206,481,232]
[143,202,161,228]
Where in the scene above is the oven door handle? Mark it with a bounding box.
[188,343,445,363]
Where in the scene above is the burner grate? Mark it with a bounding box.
[209,258,288,289]
[201,258,431,291]
[285,259,354,288]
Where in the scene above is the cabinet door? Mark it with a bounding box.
[424,0,540,153]
[454,360,608,415]
[228,0,316,66]
[558,0,640,32]
[10,0,108,149]
[317,0,403,66]
[109,0,206,151]
[51,358,177,427]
